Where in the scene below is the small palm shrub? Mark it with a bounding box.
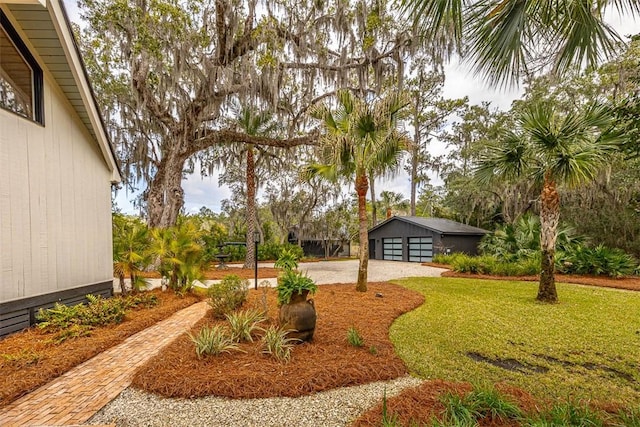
[558,244,637,277]
[207,274,249,319]
[188,325,239,358]
[261,325,299,362]
[347,326,364,347]
[225,309,266,342]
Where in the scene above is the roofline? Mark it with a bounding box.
[368,216,488,235]
[50,0,122,183]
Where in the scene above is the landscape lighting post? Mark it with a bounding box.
[253,230,260,290]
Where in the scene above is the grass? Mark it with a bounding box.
[391,277,640,405]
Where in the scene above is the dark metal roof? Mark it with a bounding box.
[368,216,488,235]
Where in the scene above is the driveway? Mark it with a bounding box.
[294,259,447,284]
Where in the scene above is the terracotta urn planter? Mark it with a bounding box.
[278,290,316,341]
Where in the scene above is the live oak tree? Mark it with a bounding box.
[79,0,414,228]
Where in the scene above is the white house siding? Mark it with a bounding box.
[0,71,113,303]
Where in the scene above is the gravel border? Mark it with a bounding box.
[89,376,423,426]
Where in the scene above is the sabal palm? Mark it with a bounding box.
[379,190,409,219]
[476,101,617,302]
[308,90,409,291]
[113,219,150,294]
[233,106,280,269]
[402,0,639,87]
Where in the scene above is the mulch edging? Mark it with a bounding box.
[132,282,425,399]
[0,290,201,408]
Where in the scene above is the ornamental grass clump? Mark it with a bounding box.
[189,325,240,358]
[225,309,266,343]
[260,325,299,363]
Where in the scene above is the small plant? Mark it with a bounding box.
[614,406,640,427]
[526,401,604,427]
[274,247,300,271]
[369,345,378,355]
[347,326,364,347]
[258,279,271,318]
[225,309,266,342]
[276,269,317,305]
[207,274,249,319]
[188,325,239,358]
[439,392,479,426]
[466,387,522,421]
[123,293,159,309]
[1,349,42,365]
[260,325,299,362]
[381,388,401,426]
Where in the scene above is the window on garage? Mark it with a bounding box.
[408,236,432,262]
[382,237,403,261]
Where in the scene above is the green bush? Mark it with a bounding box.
[36,294,127,331]
[558,244,637,277]
[258,242,304,261]
[207,274,249,319]
[188,325,239,358]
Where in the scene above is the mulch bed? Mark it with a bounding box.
[440,271,640,292]
[0,290,200,408]
[131,282,425,399]
[352,380,540,427]
[140,267,281,280]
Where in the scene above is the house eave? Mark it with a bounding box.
[2,0,121,183]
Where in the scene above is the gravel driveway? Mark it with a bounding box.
[299,259,446,284]
[91,260,444,426]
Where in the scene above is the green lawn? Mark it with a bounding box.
[391,277,640,405]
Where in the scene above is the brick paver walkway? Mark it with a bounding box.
[0,301,208,427]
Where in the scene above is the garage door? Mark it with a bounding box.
[382,238,403,261]
[408,237,433,262]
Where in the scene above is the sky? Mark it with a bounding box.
[61,1,638,215]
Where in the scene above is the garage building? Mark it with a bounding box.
[368,216,487,262]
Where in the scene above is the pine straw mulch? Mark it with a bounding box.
[140,267,281,280]
[440,271,640,292]
[0,289,200,409]
[352,380,540,427]
[131,282,425,399]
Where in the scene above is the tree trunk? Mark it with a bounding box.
[147,149,188,228]
[537,174,559,303]
[244,145,257,269]
[386,207,392,219]
[410,116,419,216]
[356,173,369,292]
[370,175,377,226]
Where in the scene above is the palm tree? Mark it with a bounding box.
[233,107,281,270]
[112,215,151,295]
[402,0,639,87]
[379,190,410,219]
[476,101,618,302]
[307,90,409,291]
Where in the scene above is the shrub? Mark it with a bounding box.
[258,242,304,262]
[260,325,299,362]
[207,274,249,319]
[346,326,364,347]
[559,244,637,277]
[226,309,266,342]
[274,247,300,271]
[188,325,239,358]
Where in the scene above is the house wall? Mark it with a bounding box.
[440,235,483,256]
[0,65,113,335]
